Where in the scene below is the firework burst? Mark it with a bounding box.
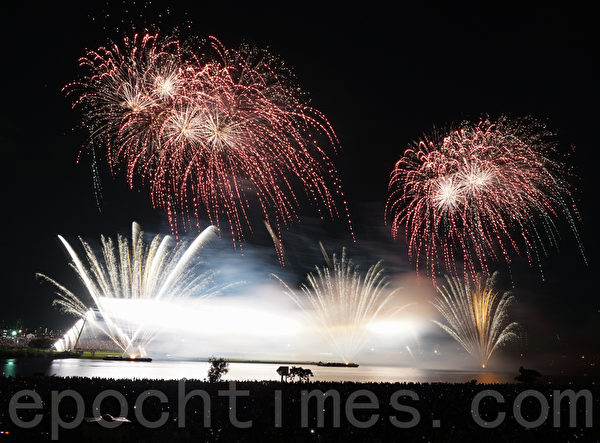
[37,222,222,356]
[432,272,519,368]
[386,116,585,280]
[276,246,409,363]
[65,33,352,246]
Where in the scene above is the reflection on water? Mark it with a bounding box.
[2,358,513,383]
[1,358,53,378]
[1,359,16,378]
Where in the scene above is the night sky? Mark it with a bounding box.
[1,3,597,362]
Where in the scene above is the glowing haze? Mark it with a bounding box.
[45,234,431,365]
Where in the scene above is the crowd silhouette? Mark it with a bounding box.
[1,375,597,442]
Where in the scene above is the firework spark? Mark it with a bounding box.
[37,222,221,356]
[386,116,585,279]
[432,272,519,368]
[276,246,409,363]
[65,33,352,245]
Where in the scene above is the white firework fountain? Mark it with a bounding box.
[38,222,220,357]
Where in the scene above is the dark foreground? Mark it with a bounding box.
[1,375,598,442]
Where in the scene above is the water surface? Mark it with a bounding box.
[2,358,514,383]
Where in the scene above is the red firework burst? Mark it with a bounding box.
[65,33,353,246]
[385,116,585,280]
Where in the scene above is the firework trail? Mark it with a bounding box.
[264,220,286,266]
[65,33,353,246]
[386,116,585,280]
[37,222,222,356]
[276,247,409,363]
[53,315,87,352]
[432,272,519,368]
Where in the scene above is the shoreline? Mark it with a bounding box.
[0,348,354,367]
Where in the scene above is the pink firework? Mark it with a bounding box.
[386,116,585,280]
[65,33,353,246]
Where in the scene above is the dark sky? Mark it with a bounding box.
[1,2,597,359]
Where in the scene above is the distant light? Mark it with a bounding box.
[10,330,16,336]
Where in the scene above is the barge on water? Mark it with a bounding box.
[316,361,359,368]
[103,355,152,362]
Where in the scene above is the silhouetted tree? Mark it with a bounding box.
[515,366,542,384]
[207,357,229,382]
[289,366,314,382]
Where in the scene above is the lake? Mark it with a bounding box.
[1,358,515,383]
